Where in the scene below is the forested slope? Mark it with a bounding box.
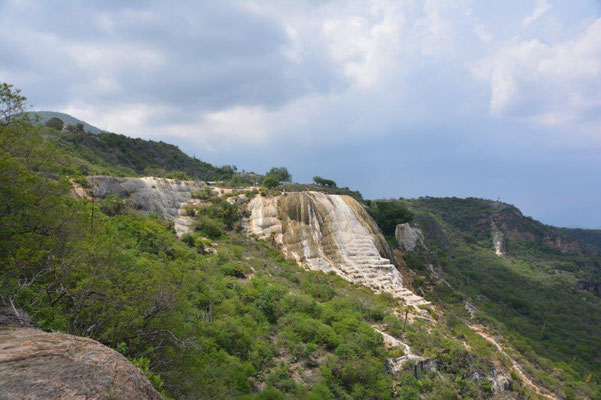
[398,197,601,399]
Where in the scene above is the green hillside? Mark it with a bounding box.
[27,111,105,134]
[400,197,601,397]
[1,118,520,400]
[2,88,600,398]
[45,127,236,181]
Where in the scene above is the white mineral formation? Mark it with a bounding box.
[492,229,506,257]
[87,176,207,236]
[373,327,423,374]
[248,192,429,307]
[395,223,425,252]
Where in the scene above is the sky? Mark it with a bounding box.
[1,0,601,228]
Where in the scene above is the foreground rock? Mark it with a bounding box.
[248,192,429,307]
[0,324,162,400]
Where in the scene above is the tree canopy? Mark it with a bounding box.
[367,200,414,236]
[313,176,337,188]
[0,83,27,126]
[45,117,64,130]
[262,167,291,188]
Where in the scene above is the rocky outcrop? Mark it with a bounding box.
[82,179,429,307]
[248,192,429,307]
[86,176,207,236]
[487,367,513,392]
[413,358,438,379]
[374,328,423,373]
[395,223,425,252]
[0,312,161,400]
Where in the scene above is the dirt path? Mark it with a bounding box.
[469,324,559,400]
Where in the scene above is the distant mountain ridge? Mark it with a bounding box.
[33,111,235,181]
[27,111,104,134]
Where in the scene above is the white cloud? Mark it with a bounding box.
[523,0,552,26]
[472,18,601,133]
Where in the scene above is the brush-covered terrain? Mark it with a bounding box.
[394,197,601,398]
[1,92,600,399]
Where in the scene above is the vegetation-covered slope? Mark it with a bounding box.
[1,120,525,399]
[40,125,236,181]
[2,84,599,398]
[27,111,105,134]
[400,197,601,398]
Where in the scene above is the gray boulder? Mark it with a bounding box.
[0,313,162,400]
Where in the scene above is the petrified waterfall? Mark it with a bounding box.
[248,192,429,307]
[82,178,428,307]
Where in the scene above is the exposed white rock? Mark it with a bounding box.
[248,192,430,307]
[395,223,425,252]
[373,328,425,374]
[492,229,506,257]
[87,176,209,237]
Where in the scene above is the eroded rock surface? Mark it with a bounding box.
[395,223,425,252]
[248,192,429,307]
[373,327,423,374]
[86,176,207,236]
[0,326,162,400]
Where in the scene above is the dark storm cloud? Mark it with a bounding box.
[0,0,346,113]
[1,0,601,227]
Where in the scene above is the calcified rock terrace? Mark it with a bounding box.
[248,191,429,307]
[83,178,428,307]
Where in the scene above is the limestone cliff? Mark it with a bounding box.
[85,176,207,236]
[248,192,429,307]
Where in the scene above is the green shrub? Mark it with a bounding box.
[195,216,223,238]
[191,187,213,200]
[99,194,128,216]
[164,171,190,181]
[367,200,414,235]
[220,263,246,278]
[45,117,64,130]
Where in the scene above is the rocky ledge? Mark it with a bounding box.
[0,309,161,400]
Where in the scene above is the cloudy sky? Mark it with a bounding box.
[1,0,601,227]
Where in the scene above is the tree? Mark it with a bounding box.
[263,167,291,188]
[313,176,337,188]
[0,83,27,126]
[45,117,64,130]
[367,200,414,235]
[262,175,280,189]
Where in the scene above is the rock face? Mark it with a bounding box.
[0,326,162,400]
[374,328,423,374]
[248,192,429,307]
[86,176,207,236]
[395,223,425,252]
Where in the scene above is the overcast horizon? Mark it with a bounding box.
[2,0,601,228]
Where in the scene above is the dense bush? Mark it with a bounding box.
[263,167,291,188]
[45,117,64,130]
[367,200,414,235]
[313,176,337,188]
